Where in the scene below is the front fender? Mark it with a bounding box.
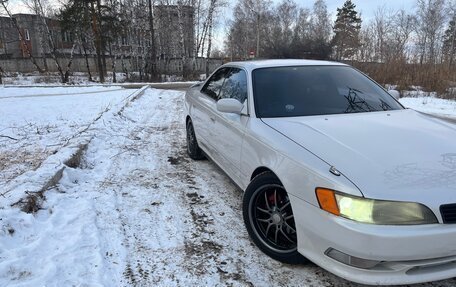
[241,118,362,207]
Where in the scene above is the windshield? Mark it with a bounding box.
[252,66,403,118]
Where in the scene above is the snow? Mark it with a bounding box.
[0,86,455,286]
[399,96,456,119]
[0,86,138,194]
[0,86,123,98]
[1,72,199,86]
[1,72,127,86]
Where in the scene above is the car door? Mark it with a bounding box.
[211,67,249,182]
[191,67,229,156]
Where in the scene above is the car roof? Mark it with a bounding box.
[224,59,348,71]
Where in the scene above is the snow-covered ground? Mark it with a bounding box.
[1,72,203,86]
[0,87,455,286]
[0,86,124,98]
[1,72,127,86]
[0,86,136,192]
[399,96,456,119]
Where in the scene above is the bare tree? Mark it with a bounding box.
[147,0,157,80]
[262,0,298,58]
[226,0,271,59]
[194,0,208,57]
[372,6,391,62]
[24,0,78,83]
[177,0,191,78]
[0,64,3,84]
[387,10,415,62]
[294,7,311,42]
[443,0,456,66]
[368,7,415,63]
[205,0,216,77]
[416,0,447,64]
[358,21,376,62]
[310,0,331,43]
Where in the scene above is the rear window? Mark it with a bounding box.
[252,66,403,118]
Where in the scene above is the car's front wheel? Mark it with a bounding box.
[243,171,306,264]
[186,119,205,160]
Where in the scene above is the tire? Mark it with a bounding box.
[186,119,205,160]
[243,171,306,264]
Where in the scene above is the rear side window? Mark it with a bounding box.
[219,68,248,103]
[201,67,229,100]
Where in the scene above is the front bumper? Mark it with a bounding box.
[290,195,456,285]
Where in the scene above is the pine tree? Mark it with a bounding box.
[442,15,456,67]
[331,0,362,60]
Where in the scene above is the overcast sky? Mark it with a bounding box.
[325,0,416,20]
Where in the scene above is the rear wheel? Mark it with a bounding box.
[243,172,306,264]
[186,119,205,160]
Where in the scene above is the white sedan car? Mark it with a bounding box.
[184,59,456,285]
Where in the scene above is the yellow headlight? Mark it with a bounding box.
[316,188,438,225]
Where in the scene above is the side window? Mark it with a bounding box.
[219,68,248,103]
[201,67,229,100]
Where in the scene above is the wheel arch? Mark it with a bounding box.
[250,166,283,185]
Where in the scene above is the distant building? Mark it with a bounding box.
[0,14,74,59]
[154,5,194,59]
[0,5,195,60]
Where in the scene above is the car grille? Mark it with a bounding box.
[440,204,456,223]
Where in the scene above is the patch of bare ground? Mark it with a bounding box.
[0,149,52,183]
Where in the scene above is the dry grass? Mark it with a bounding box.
[0,149,50,181]
[352,61,456,99]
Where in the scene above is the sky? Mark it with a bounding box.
[325,0,416,20]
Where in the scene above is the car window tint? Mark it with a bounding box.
[201,68,229,100]
[252,66,403,118]
[219,68,248,103]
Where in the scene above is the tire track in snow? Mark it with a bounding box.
[88,90,331,286]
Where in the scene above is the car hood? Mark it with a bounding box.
[262,109,456,203]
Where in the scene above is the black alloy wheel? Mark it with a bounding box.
[243,172,306,264]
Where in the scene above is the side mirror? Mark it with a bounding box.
[216,98,244,114]
[388,89,400,100]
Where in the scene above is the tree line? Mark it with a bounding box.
[226,0,456,65]
[225,0,456,95]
